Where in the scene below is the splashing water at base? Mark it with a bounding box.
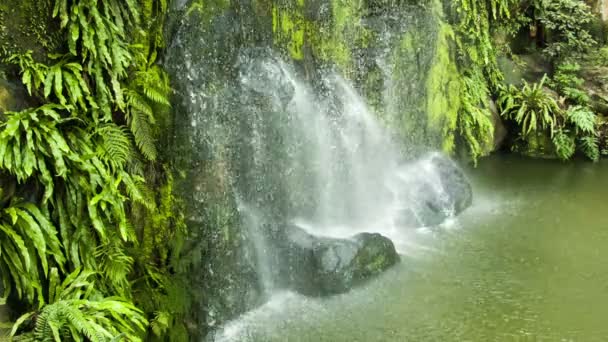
[211,156,608,342]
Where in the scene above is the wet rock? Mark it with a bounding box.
[0,76,28,116]
[488,98,507,152]
[581,66,608,116]
[238,49,296,110]
[397,153,472,227]
[276,226,399,296]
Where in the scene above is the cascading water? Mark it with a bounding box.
[205,54,471,341]
[165,0,470,338]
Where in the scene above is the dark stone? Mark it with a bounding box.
[276,226,399,296]
[0,76,28,116]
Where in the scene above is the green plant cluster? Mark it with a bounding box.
[497,73,600,161]
[454,0,605,162]
[493,0,604,161]
[0,0,192,340]
[530,0,597,60]
[498,78,600,161]
[450,0,518,162]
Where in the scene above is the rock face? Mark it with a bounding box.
[488,98,508,152]
[582,66,608,116]
[275,226,399,296]
[397,153,473,228]
[0,77,28,115]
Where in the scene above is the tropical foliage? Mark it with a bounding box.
[498,75,560,137]
[452,0,605,162]
[498,77,601,162]
[11,268,147,341]
[450,0,517,161]
[531,0,597,59]
[0,0,189,340]
[457,70,495,164]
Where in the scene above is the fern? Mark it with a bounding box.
[7,52,98,112]
[0,105,72,201]
[95,239,134,296]
[125,65,172,161]
[565,106,596,135]
[552,130,576,161]
[94,124,134,171]
[458,71,495,164]
[552,63,590,105]
[498,75,561,137]
[579,135,600,162]
[0,202,65,303]
[4,1,183,340]
[126,92,158,161]
[12,268,147,341]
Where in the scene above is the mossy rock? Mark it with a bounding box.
[277,226,399,296]
[511,131,558,159]
[0,74,28,116]
[0,1,62,61]
[498,54,551,87]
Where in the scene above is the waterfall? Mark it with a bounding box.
[165,0,468,334]
[236,54,466,252]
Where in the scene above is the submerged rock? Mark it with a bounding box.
[276,226,399,296]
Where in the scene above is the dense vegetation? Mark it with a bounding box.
[0,0,194,340]
[0,0,605,340]
[452,0,608,162]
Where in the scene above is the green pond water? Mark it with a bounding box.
[218,155,608,342]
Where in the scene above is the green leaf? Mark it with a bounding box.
[10,311,35,337]
[0,224,31,271]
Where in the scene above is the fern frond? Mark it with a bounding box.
[127,107,157,161]
[95,240,134,295]
[94,124,134,170]
[552,130,576,161]
[579,135,600,162]
[566,106,596,135]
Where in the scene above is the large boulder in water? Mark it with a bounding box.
[275,226,399,296]
[397,153,472,227]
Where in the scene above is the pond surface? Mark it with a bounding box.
[214,155,608,342]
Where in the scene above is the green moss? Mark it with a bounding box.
[272,5,306,60]
[426,23,461,153]
[186,0,231,25]
[0,83,11,114]
[0,1,61,60]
